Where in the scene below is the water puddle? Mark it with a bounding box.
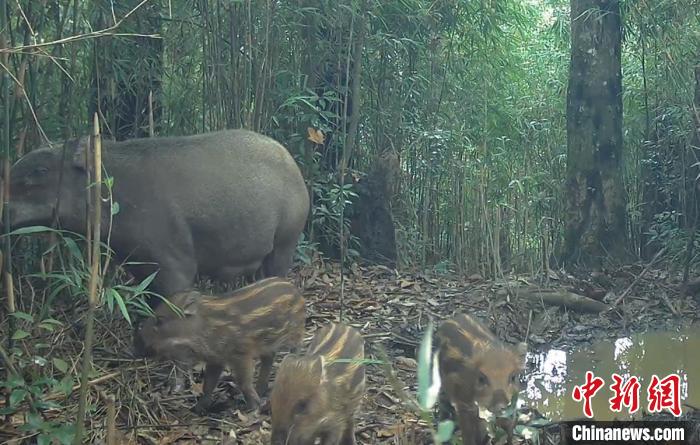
[521,328,700,421]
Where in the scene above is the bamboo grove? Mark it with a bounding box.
[1,0,699,277]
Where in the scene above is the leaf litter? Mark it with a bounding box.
[1,260,699,444]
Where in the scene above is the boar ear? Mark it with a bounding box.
[71,136,92,170]
[515,342,528,361]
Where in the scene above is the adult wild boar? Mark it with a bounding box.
[4,129,309,297]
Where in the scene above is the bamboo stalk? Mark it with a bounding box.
[105,393,116,445]
[338,10,355,322]
[0,0,17,422]
[148,90,154,137]
[74,114,103,445]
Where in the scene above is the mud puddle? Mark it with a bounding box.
[521,328,700,421]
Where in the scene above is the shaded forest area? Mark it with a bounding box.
[1,0,700,444]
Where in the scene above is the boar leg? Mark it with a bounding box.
[193,363,224,415]
[255,352,275,397]
[338,418,357,445]
[261,245,294,278]
[233,354,261,410]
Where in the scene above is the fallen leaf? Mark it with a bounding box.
[307,127,325,144]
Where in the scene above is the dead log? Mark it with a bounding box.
[513,286,610,313]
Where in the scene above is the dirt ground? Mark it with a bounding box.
[1,259,699,444]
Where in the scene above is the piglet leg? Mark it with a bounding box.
[193,363,224,415]
[255,353,275,397]
[234,354,261,411]
[339,418,357,445]
[456,403,486,445]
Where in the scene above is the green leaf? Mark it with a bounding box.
[37,434,51,445]
[38,323,55,332]
[9,389,27,406]
[63,237,84,264]
[111,201,120,215]
[12,330,30,340]
[55,375,74,396]
[6,374,25,389]
[53,424,76,445]
[132,271,158,295]
[35,400,61,411]
[435,420,455,443]
[515,425,540,444]
[106,288,116,313]
[25,412,45,430]
[9,311,34,322]
[6,225,55,236]
[526,418,552,427]
[111,289,131,324]
[417,321,434,411]
[53,358,69,373]
[0,407,17,415]
[115,295,131,324]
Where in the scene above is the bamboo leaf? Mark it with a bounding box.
[12,330,30,340]
[416,321,434,411]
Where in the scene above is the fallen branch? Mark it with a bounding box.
[514,286,610,313]
[659,290,679,317]
[611,246,666,307]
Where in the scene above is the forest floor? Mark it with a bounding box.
[2,259,700,444]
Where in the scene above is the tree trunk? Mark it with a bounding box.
[563,0,628,267]
[350,151,399,267]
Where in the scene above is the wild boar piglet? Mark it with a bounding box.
[134,277,306,414]
[437,313,527,445]
[271,323,366,445]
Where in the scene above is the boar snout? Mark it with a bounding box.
[132,323,156,358]
[270,429,289,445]
[490,389,510,412]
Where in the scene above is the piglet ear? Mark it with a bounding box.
[179,291,201,316]
[166,290,201,317]
[70,136,92,170]
[311,356,326,383]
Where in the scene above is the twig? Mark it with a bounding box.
[14,0,35,38]
[524,309,533,344]
[0,60,50,143]
[659,290,679,316]
[611,246,667,307]
[0,0,157,54]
